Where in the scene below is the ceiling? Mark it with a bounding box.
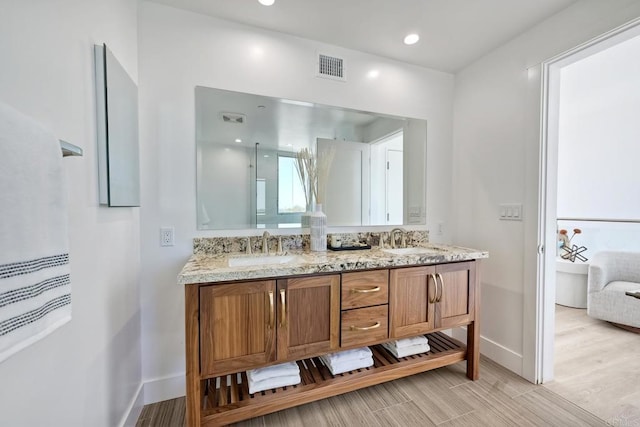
[149,0,577,72]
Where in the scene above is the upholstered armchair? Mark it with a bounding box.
[587,251,640,329]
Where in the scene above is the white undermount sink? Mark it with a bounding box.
[227,254,302,267]
[381,247,444,256]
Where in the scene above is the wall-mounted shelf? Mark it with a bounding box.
[59,140,83,157]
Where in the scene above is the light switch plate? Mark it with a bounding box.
[499,203,523,221]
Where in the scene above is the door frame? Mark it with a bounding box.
[531,17,640,384]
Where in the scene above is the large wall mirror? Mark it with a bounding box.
[196,86,427,230]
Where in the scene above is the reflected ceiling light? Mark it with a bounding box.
[281,99,314,107]
[403,34,420,45]
[235,138,242,143]
[263,154,270,158]
[258,0,275,5]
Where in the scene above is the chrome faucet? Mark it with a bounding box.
[245,237,252,254]
[262,231,271,254]
[390,228,407,248]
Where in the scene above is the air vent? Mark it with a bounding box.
[317,53,346,81]
[220,112,246,124]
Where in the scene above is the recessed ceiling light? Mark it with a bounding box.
[404,34,420,45]
[235,138,242,143]
[367,70,380,79]
[258,0,275,5]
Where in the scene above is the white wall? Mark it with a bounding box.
[0,1,142,426]
[558,33,640,220]
[138,1,454,401]
[452,0,640,378]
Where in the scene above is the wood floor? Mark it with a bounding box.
[136,356,606,426]
[544,304,640,427]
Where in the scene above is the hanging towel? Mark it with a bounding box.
[247,372,301,394]
[246,361,299,383]
[0,102,71,363]
[382,342,430,358]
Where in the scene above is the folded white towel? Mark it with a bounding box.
[246,361,299,383]
[320,347,372,365]
[382,342,430,358]
[0,102,71,364]
[320,355,374,375]
[388,335,428,349]
[247,373,301,394]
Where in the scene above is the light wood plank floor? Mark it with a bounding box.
[544,304,640,427]
[137,356,606,426]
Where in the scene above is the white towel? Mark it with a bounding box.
[320,346,372,365]
[382,342,430,358]
[0,102,71,363]
[247,373,301,394]
[388,336,428,349]
[246,361,299,382]
[320,355,374,375]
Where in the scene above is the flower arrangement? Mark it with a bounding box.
[558,228,588,262]
[294,146,335,208]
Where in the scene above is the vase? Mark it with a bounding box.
[309,203,327,252]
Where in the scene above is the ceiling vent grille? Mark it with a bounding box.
[317,53,346,81]
[220,112,246,124]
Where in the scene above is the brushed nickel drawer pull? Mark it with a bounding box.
[436,273,444,302]
[351,286,381,294]
[429,274,438,303]
[267,291,274,329]
[350,321,381,331]
[279,289,287,327]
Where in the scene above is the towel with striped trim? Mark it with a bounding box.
[0,102,71,363]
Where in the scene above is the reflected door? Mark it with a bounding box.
[317,138,370,226]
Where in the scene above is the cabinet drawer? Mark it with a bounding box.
[341,305,388,348]
[341,270,389,309]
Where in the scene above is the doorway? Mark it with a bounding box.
[536,15,640,391]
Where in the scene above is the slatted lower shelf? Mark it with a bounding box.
[200,332,466,426]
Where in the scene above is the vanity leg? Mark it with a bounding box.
[185,285,201,426]
[466,262,480,380]
[466,320,480,380]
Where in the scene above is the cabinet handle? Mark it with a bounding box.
[268,291,274,329]
[436,273,444,302]
[351,286,381,294]
[350,321,381,331]
[279,289,287,327]
[429,274,438,303]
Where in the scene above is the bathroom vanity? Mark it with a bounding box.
[179,239,487,426]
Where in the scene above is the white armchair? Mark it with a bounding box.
[587,251,640,329]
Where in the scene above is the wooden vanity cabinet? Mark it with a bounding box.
[276,275,340,360]
[199,280,276,377]
[185,260,480,426]
[389,261,475,338]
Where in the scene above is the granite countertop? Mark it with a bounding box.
[178,243,488,285]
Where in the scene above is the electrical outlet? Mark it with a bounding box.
[160,227,175,246]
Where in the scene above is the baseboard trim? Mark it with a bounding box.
[452,328,523,376]
[143,374,185,405]
[119,382,144,427]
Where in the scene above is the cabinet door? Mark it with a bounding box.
[389,266,437,338]
[435,262,475,329]
[277,275,340,360]
[200,281,276,377]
